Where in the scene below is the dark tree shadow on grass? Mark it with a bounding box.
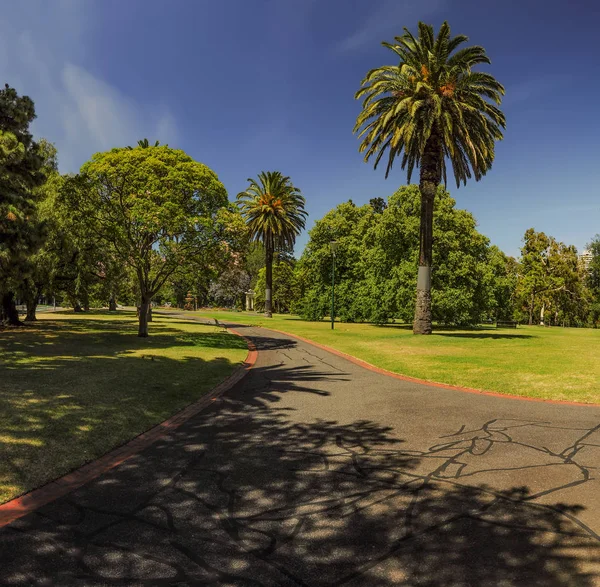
[166,311,539,343]
[0,317,253,505]
[0,317,249,362]
[433,332,535,340]
[370,323,537,340]
[0,355,599,585]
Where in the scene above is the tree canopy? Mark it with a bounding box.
[60,145,229,336]
[295,186,510,326]
[516,229,588,326]
[0,85,47,324]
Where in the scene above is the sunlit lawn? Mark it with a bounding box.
[0,311,248,504]
[181,309,600,404]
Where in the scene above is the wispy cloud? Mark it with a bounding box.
[0,1,178,172]
[334,0,445,54]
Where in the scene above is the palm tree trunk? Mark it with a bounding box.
[265,243,273,318]
[413,130,441,335]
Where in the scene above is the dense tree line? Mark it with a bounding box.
[294,186,515,326]
[0,86,245,335]
[0,84,307,336]
[515,229,591,327]
[0,85,48,323]
[290,188,600,327]
[2,66,599,333]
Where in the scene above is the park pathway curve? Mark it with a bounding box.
[2,317,600,585]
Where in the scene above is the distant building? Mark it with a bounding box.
[579,249,593,270]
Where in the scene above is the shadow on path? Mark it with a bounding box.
[1,319,599,585]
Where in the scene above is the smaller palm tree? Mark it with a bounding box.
[138,138,161,148]
[126,139,161,149]
[237,171,307,317]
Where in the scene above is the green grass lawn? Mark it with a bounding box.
[0,311,248,504]
[180,309,600,404]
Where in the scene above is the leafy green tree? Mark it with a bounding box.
[255,258,298,314]
[296,186,504,326]
[354,21,505,334]
[0,85,46,324]
[369,197,387,214]
[546,242,587,326]
[237,171,307,317]
[586,235,600,326]
[517,229,551,325]
[17,139,60,320]
[244,242,266,289]
[164,207,249,309]
[517,229,587,326]
[294,200,376,321]
[41,169,122,313]
[60,145,228,336]
[14,142,125,319]
[487,247,519,321]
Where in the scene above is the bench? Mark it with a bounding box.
[496,320,517,329]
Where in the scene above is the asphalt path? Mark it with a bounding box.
[1,317,600,586]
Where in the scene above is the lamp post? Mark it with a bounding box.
[330,240,338,330]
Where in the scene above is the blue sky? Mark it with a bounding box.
[2,0,599,256]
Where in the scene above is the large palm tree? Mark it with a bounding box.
[237,171,307,317]
[354,21,505,334]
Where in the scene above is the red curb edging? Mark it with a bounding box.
[0,330,257,529]
[254,325,600,409]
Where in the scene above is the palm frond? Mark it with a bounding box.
[236,171,308,250]
[354,20,506,187]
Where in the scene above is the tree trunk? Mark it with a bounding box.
[413,129,440,335]
[539,302,545,326]
[1,291,21,325]
[147,304,153,322]
[138,299,150,337]
[528,293,534,326]
[25,296,38,321]
[108,293,117,311]
[70,295,83,312]
[23,282,40,321]
[264,243,273,318]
